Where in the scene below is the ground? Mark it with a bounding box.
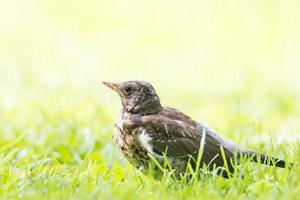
[1,73,299,199]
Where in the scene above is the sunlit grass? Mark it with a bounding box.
[0,84,299,199]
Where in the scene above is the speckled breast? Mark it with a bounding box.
[113,121,151,170]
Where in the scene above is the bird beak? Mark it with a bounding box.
[102,82,121,93]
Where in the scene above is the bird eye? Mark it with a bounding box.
[124,86,133,95]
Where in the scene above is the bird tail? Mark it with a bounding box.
[241,150,291,168]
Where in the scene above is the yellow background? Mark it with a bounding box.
[1,1,300,139]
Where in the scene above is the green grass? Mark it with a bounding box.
[0,80,299,200]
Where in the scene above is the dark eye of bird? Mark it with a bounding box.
[124,86,133,95]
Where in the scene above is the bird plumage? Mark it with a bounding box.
[103,80,289,178]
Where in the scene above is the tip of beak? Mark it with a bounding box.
[102,81,119,91]
[102,81,109,86]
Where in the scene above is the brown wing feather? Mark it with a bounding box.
[141,108,235,176]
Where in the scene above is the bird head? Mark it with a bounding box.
[103,80,162,115]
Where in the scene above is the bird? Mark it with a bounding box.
[103,80,289,178]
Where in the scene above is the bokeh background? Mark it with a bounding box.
[0,0,300,198]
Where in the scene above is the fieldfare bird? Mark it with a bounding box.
[103,80,288,178]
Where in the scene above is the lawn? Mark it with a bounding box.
[1,1,300,199]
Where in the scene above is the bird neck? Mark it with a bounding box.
[125,96,162,116]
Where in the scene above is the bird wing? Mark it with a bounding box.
[140,115,234,167]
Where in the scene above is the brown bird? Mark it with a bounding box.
[103,80,288,178]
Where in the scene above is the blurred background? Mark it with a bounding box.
[0,0,300,167]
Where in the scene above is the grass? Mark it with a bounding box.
[0,80,299,200]
[1,1,300,199]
